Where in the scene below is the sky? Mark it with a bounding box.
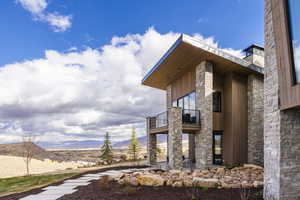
[0,0,264,147]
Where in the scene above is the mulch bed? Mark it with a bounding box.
[0,165,147,200]
[1,165,263,200]
[58,180,263,200]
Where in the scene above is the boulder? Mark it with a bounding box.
[137,174,165,187]
[253,181,263,188]
[193,177,219,188]
[216,168,225,175]
[172,181,183,187]
[243,164,263,170]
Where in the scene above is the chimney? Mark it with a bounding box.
[243,45,264,68]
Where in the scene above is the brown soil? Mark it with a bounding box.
[57,181,263,200]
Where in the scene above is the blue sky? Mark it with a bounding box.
[0,0,264,147]
[0,0,264,66]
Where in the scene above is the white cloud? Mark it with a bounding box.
[0,28,242,145]
[16,0,47,14]
[16,0,72,32]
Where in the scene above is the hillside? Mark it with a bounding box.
[0,142,64,162]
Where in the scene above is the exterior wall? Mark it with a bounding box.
[171,68,196,101]
[244,49,265,68]
[147,118,157,165]
[168,107,183,169]
[247,74,264,165]
[213,72,224,131]
[223,73,248,165]
[264,0,300,199]
[195,61,213,169]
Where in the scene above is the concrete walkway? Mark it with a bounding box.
[20,168,151,200]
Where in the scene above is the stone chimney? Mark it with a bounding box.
[243,45,264,68]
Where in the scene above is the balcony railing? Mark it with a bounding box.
[148,109,200,130]
[182,109,200,125]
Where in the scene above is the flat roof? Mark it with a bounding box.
[142,34,264,90]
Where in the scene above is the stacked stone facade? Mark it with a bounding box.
[168,107,183,169]
[264,0,300,199]
[247,74,264,166]
[195,61,213,169]
[188,134,195,162]
[146,118,157,165]
[166,84,172,109]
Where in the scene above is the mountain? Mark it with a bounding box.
[0,142,63,161]
[113,135,168,148]
[39,140,103,149]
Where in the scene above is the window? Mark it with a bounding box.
[213,92,222,112]
[213,131,223,165]
[287,0,300,84]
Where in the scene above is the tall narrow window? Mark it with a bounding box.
[213,131,223,165]
[287,0,300,84]
[213,92,221,112]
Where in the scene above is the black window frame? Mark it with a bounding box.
[213,91,222,112]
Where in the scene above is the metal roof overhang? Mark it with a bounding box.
[142,34,264,90]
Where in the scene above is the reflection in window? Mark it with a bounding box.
[213,132,223,165]
[172,100,177,107]
[287,0,300,84]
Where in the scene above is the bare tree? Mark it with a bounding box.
[22,133,37,176]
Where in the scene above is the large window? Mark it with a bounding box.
[173,92,196,110]
[287,0,300,84]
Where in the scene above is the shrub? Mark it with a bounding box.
[99,175,110,191]
[122,185,138,196]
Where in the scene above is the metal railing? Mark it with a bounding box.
[182,109,200,125]
[148,109,200,130]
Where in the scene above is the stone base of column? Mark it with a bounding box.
[168,107,183,169]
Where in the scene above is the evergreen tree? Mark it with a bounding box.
[128,127,140,161]
[100,132,113,163]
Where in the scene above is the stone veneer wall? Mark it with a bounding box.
[247,74,264,166]
[146,117,157,165]
[168,107,183,169]
[195,61,213,169]
[188,134,195,162]
[264,0,300,199]
[166,84,172,109]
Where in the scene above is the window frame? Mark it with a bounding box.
[213,91,222,112]
[271,0,300,109]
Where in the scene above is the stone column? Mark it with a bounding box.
[188,134,195,162]
[168,107,183,169]
[264,0,300,199]
[195,61,213,169]
[147,117,157,165]
[166,84,172,109]
[247,74,264,165]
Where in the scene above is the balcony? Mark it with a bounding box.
[148,109,201,134]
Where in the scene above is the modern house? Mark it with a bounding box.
[142,34,264,170]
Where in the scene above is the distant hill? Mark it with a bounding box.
[39,140,103,150]
[113,135,167,148]
[0,142,64,161]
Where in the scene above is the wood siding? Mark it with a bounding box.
[171,68,196,101]
[213,72,224,131]
[223,73,248,165]
[272,0,300,109]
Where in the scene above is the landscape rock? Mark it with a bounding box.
[137,174,164,187]
[193,177,219,188]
